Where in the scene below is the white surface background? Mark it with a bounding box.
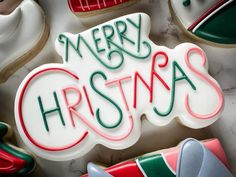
[0,0,236,176]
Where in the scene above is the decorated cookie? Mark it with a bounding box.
[176,139,233,177]
[0,0,22,14]
[0,0,49,83]
[83,139,233,177]
[68,0,138,17]
[0,122,35,176]
[15,13,224,161]
[170,0,236,46]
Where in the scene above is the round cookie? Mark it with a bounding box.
[0,0,49,83]
[0,122,35,176]
[170,0,236,47]
[68,0,139,17]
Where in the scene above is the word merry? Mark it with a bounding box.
[15,13,224,161]
[58,14,151,70]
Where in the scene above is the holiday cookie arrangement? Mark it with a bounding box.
[0,0,235,177]
[15,13,224,161]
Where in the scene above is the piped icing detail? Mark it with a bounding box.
[15,13,223,161]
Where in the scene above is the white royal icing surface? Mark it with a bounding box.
[0,0,46,73]
[0,8,21,41]
[15,13,224,161]
[170,0,221,29]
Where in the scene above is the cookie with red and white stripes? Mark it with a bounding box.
[68,0,138,17]
[170,0,236,47]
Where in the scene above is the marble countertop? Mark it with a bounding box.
[0,0,235,176]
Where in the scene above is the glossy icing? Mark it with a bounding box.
[170,0,236,45]
[84,139,231,177]
[0,0,22,14]
[68,0,130,12]
[0,0,48,82]
[15,13,223,161]
[194,0,236,44]
[170,0,221,29]
[87,163,113,177]
[0,8,21,42]
[177,139,234,177]
[0,122,35,176]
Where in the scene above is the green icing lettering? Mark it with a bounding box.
[102,25,115,49]
[92,28,105,53]
[153,61,196,116]
[58,34,82,62]
[90,71,123,129]
[115,20,135,45]
[38,91,65,132]
[104,36,151,60]
[58,14,151,70]
[127,14,141,53]
[58,34,124,70]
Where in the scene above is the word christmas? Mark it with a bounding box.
[15,13,224,161]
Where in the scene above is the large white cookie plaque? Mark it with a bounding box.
[15,13,224,161]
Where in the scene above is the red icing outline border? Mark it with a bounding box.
[18,67,89,151]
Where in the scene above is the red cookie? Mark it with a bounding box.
[68,0,138,17]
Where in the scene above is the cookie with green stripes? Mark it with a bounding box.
[0,122,35,176]
[83,139,233,177]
